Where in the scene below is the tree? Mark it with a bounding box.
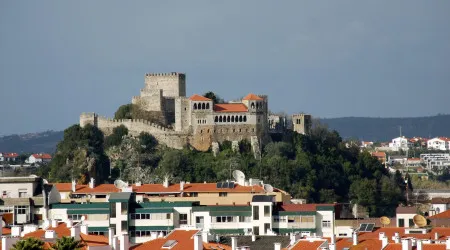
[51,236,85,250]
[12,237,44,250]
[203,91,223,104]
[104,125,129,149]
[114,104,133,120]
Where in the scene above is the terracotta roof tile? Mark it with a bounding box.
[189,94,212,101]
[213,103,248,113]
[135,183,265,194]
[290,239,326,250]
[73,184,119,194]
[431,197,450,204]
[52,183,88,192]
[429,209,450,219]
[242,93,263,101]
[32,153,52,159]
[279,204,334,212]
[131,229,200,250]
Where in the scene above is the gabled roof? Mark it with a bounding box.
[429,209,450,219]
[189,94,212,101]
[32,153,52,159]
[242,93,263,101]
[371,151,386,157]
[23,222,109,249]
[3,153,18,158]
[213,103,248,113]
[131,229,200,250]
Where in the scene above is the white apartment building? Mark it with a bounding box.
[427,137,450,151]
[389,137,411,151]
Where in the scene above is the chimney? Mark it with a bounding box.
[163,176,169,188]
[252,234,256,242]
[231,237,237,250]
[2,236,20,250]
[81,224,88,235]
[417,240,423,250]
[119,233,129,250]
[446,237,450,250]
[401,238,412,250]
[331,233,336,245]
[71,179,76,192]
[194,233,202,250]
[180,181,185,191]
[11,226,21,237]
[135,181,141,187]
[45,230,56,239]
[394,236,401,244]
[108,227,115,246]
[352,231,358,246]
[89,178,95,189]
[274,242,281,250]
[435,232,440,240]
[0,216,2,237]
[66,220,73,228]
[382,236,388,249]
[202,230,208,243]
[71,226,81,241]
[112,236,118,250]
[379,232,385,240]
[51,220,58,228]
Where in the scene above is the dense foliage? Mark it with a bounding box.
[12,237,44,250]
[51,236,85,250]
[45,122,405,216]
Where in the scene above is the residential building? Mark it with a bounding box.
[405,158,422,168]
[388,155,407,166]
[1,152,18,162]
[421,153,450,173]
[27,153,52,164]
[371,151,386,165]
[388,136,411,151]
[429,197,450,216]
[427,137,450,151]
[395,206,417,228]
[361,141,374,148]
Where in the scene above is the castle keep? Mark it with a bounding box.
[80,72,269,152]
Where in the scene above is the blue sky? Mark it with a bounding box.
[0,1,449,135]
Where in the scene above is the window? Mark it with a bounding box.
[190,192,198,197]
[253,206,259,220]
[239,216,250,222]
[301,216,314,223]
[216,216,233,223]
[18,189,28,198]
[264,223,270,234]
[193,103,197,110]
[96,195,106,198]
[219,192,227,197]
[166,213,171,219]
[121,220,128,233]
[179,214,188,225]
[68,214,83,221]
[253,226,259,236]
[110,203,116,218]
[322,220,331,228]
[398,219,404,227]
[273,216,286,223]
[121,202,128,215]
[264,206,270,217]
[408,219,414,227]
[16,206,28,215]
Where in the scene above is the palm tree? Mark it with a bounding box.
[11,237,44,250]
[51,236,85,250]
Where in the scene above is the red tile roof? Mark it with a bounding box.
[73,184,119,194]
[131,229,200,250]
[32,153,52,159]
[371,152,386,158]
[23,222,109,249]
[52,183,88,192]
[3,153,18,158]
[290,239,326,250]
[430,197,450,204]
[189,94,212,101]
[213,103,248,113]
[242,93,263,101]
[429,209,450,219]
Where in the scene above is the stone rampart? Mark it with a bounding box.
[80,113,188,149]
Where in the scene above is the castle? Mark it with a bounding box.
[80,72,272,153]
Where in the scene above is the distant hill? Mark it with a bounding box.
[0,131,63,153]
[320,114,450,142]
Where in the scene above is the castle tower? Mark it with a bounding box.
[79,113,98,128]
[292,113,311,135]
[144,72,186,98]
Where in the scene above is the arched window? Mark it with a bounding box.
[231,116,235,122]
[256,103,259,109]
[202,103,206,109]
[215,116,218,122]
[227,116,230,122]
[251,102,255,109]
[243,116,247,122]
[206,103,210,109]
[193,103,197,110]
[235,116,238,122]
[219,116,222,122]
[239,116,243,122]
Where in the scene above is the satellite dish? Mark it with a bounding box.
[81,216,86,221]
[263,184,274,193]
[413,214,427,228]
[232,170,245,182]
[114,179,128,189]
[380,216,391,227]
[43,179,49,184]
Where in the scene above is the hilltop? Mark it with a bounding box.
[1,115,449,153]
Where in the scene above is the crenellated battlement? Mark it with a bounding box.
[145,72,184,76]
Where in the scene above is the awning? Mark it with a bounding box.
[209,229,245,235]
[88,227,109,232]
[134,208,173,214]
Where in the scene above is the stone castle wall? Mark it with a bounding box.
[80,113,188,149]
[144,73,186,97]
